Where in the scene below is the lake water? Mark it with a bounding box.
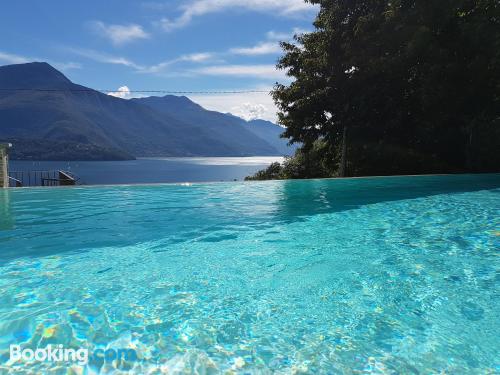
[8,157,284,185]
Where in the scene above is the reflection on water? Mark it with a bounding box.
[0,189,13,230]
[141,156,285,166]
[276,173,500,219]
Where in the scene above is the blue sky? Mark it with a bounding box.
[0,0,317,121]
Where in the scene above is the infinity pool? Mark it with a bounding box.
[0,174,499,373]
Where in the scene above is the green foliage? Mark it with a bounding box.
[246,140,337,180]
[266,0,500,178]
[246,162,285,181]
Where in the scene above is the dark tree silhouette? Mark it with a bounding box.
[257,0,500,179]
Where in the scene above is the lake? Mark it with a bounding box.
[8,157,284,185]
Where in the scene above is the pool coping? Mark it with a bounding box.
[2,172,499,190]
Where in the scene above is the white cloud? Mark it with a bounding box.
[231,103,268,120]
[0,51,30,64]
[90,21,150,46]
[108,86,132,98]
[67,48,145,70]
[230,42,281,56]
[193,64,285,79]
[66,44,291,81]
[181,52,214,62]
[189,88,278,122]
[107,86,147,99]
[136,52,216,74]
[52,62,83,71]
[159,0,317,31]
[67,47,286,80]
[265,31,291,41]
[68,47,216,75]
[266,27,309,41]
[139,61,170,74]
[0,51,81,71]
[229,27,309,56]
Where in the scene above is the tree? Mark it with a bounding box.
[272,0,500,177]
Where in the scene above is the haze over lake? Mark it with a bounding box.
[9,157,284,185]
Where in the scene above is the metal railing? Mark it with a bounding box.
[8,170,79,187]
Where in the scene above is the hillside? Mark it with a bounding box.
[132,96,296,156]
[0,62,289,160]
[245,119,298,156]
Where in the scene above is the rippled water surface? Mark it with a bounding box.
[0,174,499,374]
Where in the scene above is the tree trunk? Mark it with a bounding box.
[465,125,474,171]
[339,125,347,177]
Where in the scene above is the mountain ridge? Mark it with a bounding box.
[0,62,294,160]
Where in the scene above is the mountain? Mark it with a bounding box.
[0,62,289,160]
[132,96,296,156]
[245,119,298,156]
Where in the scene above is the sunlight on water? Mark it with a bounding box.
[140,156,286,166]
[0,174,498,373]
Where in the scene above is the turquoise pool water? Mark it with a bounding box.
[0,174,499,374]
